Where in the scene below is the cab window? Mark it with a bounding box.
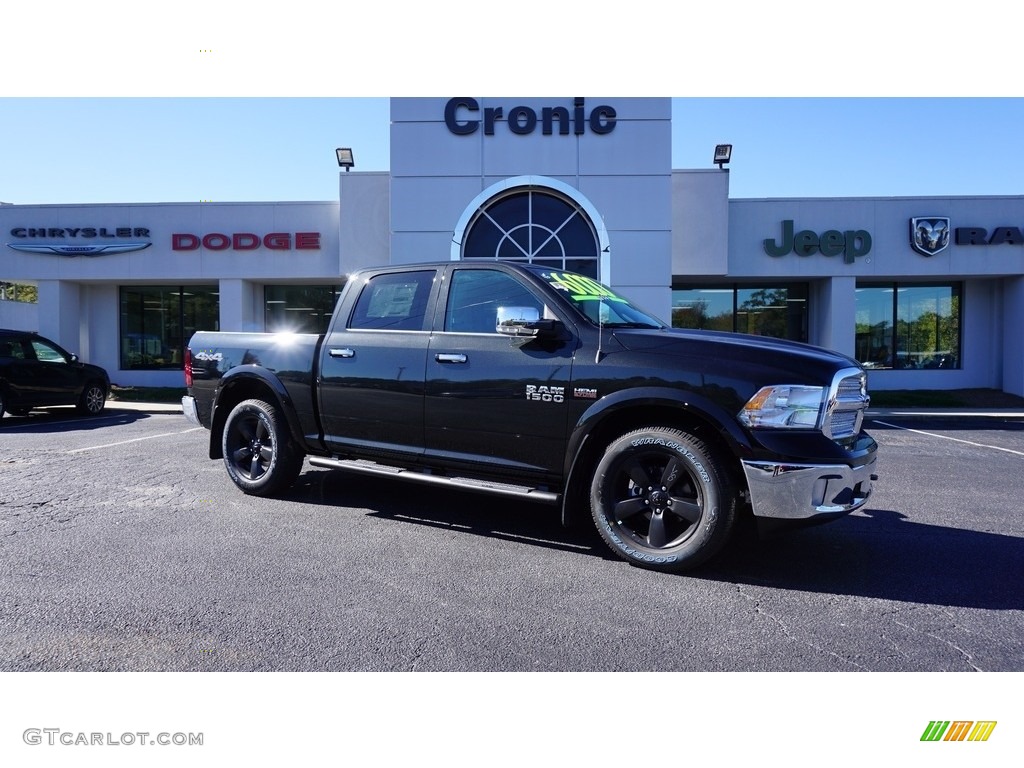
[444,270,545,334]
[349,271,435,331]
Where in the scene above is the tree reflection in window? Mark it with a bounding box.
[855,283,961,370]
[671,284,809,342]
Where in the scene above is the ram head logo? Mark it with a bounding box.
[911,217,951,257]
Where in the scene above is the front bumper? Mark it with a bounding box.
[741,453,877,520]
[181,395,202,427]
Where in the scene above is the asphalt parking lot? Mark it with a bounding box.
[1,402,1022,672]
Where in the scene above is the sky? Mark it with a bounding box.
[3,4,1024,207]
[4,97,1024,206]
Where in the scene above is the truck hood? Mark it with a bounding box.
[609,327,862,384]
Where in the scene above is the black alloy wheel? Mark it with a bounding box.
[591,427,737,572]
[221,398,303,496]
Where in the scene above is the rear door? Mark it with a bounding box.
[424,266,576,480]
[317,268,438,459]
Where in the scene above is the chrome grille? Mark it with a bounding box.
[823,369,869,442]
[836,377,865,400]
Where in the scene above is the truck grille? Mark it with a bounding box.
[823,369,869,443]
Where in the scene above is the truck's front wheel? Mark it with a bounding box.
[222,398,303,496]
[590,427,737,572]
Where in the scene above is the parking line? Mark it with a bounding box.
[872,420,1024,457]
[68,428,204,453]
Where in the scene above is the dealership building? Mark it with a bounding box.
[2,97,1023,396]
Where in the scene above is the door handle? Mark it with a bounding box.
[435,353,467,364]
[328,348,355,358]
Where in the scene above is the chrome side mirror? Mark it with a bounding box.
[496,306,541,336]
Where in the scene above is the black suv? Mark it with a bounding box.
[0,329,110,418]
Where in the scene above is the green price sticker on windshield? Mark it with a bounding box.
[547,272,626,303]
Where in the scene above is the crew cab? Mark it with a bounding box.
[181,261,877,571]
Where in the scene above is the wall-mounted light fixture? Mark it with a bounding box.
[714,144,732,169]
[336,148,355,171]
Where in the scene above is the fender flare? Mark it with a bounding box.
[208,366,306,459]
[560,386,754,526]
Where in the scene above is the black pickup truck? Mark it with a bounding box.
[182,261,877,571]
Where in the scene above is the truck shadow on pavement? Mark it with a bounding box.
[287,469,600,560]
[286,470,1022,611]
[707,508,1024,611]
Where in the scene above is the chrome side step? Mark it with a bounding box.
[307,456,561,504]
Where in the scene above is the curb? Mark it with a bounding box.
[107,401,184,414]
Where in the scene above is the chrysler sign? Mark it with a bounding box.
[7,225,152,256]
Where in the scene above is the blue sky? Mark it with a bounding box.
[3,4,1023,207]
[3,97,1024,205]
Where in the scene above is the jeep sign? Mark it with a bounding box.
[763,220,871,264]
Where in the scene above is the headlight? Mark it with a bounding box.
[739,385,826,429]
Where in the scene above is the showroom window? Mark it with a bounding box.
[119,286,219,370]
[265,285,343,334]
[856,283,961,370]
[461,188,600,278]
[671,284,809,342]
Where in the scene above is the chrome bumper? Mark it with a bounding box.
[181,395,202,427]
[741,454,877,520]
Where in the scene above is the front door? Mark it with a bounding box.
[424,266,576,481]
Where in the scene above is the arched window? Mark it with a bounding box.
[460,187,600,278]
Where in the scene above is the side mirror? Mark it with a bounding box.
[496,306,556,338]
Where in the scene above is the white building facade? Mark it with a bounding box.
[2,97,1023,396]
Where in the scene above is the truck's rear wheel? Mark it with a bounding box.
[590,427,736,572]
[222,398,303,496]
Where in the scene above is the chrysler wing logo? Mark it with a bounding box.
[911,217,950,257]
[6,242,152,256]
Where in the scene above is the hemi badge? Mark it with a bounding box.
[574,387,598,399]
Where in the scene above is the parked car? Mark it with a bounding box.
[0,329,110,418]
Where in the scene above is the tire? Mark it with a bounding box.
[77,382,107,415]
[590,427,737,572]
[221,398,304,496]
[0,388,6,418]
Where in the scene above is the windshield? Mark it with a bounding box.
[534,269,666,329]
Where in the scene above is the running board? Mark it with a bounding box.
[307,456,561,504]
